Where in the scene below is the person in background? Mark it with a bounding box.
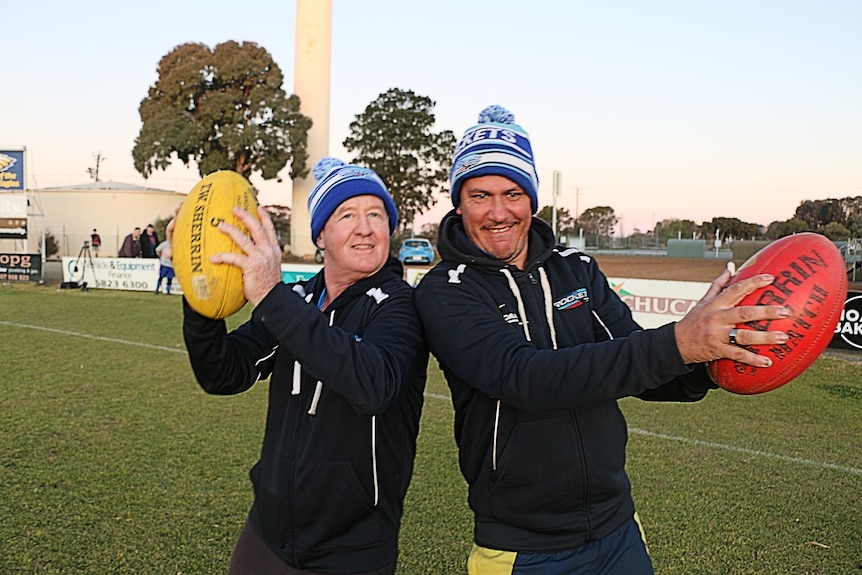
[89,228,101,256]
[118,227,142,258]
[154,239,174,295]
[178,159,427,574]
[140,223,159,258]
[414,105,790,575]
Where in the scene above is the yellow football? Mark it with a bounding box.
[172,170,260,319]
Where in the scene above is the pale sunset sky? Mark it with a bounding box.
[4,0,860,235]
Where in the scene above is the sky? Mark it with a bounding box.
[4,0,861,236]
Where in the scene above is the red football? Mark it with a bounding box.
[708,233,847,394]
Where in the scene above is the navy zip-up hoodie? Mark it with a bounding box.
[183,256,427,572]
[415,211,714,553]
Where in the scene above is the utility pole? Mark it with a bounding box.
[573,186,583,239]
[87,152,105,182]
[552,170,561,241]
[575,187,581,222]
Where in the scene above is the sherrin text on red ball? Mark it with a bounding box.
[707,233,847,394]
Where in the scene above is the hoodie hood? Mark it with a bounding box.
[436,209,558,271]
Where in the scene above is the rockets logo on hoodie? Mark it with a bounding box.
[554,288,589,311]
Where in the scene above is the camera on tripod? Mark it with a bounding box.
[61,240,97,291]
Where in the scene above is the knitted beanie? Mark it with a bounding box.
[307,157,399,245]
[450,105,539,213]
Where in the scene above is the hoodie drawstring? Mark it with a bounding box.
[291,287,312,395]
[500,268,531,341]
[493,266,559,471]
[538,267,559,350]
[500,266,559,350]
[291,361,302,395]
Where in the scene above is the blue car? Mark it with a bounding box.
[398,238,435,265]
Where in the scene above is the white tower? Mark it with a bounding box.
[292,0,332,258]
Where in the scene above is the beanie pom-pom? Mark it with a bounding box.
[312,157,345,182]
[478,105,514,125]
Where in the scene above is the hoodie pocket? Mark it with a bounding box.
[292,460,382,553]
[488,415,583,530]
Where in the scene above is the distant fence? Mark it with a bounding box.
[60,227,127,258]
[588,238,862,278]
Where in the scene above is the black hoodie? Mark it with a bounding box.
[415,211,714,553]
[183,256,427,572]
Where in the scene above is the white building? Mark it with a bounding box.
[1,181,187,258]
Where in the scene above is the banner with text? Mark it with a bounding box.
[830,291,862,351]
[0,253,42,282]
[607,277,708,329]
[61,257,184,294]
[59,259,859,355]
[607,277,859,354]
[0,193,28,239]
[60,258,327,294]
[0,150,25,192]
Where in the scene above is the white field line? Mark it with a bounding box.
[629,428,862,476]
[1,321,186,354]
[5,320,861,476]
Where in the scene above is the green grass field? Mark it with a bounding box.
[1,283,860,574]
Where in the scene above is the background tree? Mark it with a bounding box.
[44,229,60,258]
[536,205,576,241]
[698,217,763,243]
[623,229,653,249]
[795,199,843,232]
[578,206,618,248]
[654,218,698,243]
[765,217,810,240]
[417,222,439,242]
[133,41,311,182]
[793,196,862,237]
[342,88,456,233]
[264,205,291,250]
[840,196,862,236]
[152,216,173,247]
[820,221,852,240]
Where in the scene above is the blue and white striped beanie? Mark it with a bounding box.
[307,157,399,245]
[450,105,539,213]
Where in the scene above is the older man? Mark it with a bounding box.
[180,159,427,574]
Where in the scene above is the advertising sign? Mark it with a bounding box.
[405,267,429,288]
[0,253,42,282]
[0,150,25,192]
[61,256,183,294]
[830,291,862,351]
[59,259,323,294]
[0,193,28,239]
[280,263,322,284]
[607,277,710,329]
